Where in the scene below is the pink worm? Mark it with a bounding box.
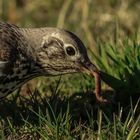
[92,72,108,103]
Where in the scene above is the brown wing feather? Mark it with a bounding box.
[0,22,17,62]
[0,22,19,74]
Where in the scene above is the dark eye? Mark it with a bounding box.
[66,46,76,56]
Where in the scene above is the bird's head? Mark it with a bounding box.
[23,27,106,102]
[36,29,99,76]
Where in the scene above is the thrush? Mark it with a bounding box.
[0,22,106,102]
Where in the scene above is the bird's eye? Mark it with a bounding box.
[66,46,76,56]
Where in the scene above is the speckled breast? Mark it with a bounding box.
[0,63,32,98]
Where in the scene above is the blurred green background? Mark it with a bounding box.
[0,0,139,45]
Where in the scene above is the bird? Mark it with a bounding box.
[0,22,107,102]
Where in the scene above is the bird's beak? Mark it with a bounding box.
[80,60,100,77]
[80,61,108,103]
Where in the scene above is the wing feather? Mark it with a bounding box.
[0,61,8,76]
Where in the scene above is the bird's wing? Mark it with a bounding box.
[0,23,13,74]
[0,61,8,76]
[0,44,9,76]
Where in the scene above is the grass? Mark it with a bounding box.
[0,92,140,140]
[0,0,140,139]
